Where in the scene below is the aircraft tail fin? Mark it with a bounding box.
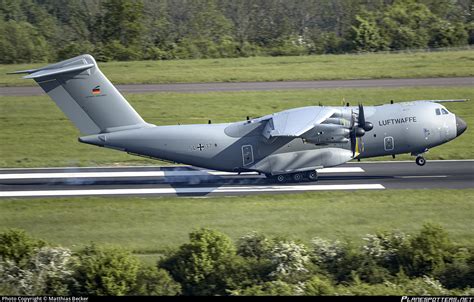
[11,54,150,135]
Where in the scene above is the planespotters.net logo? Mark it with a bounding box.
[402,297,473,302]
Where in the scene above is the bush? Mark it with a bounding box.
[0,229,46,267]
[230,280,302,296]
[237,231,273,260]
[303,276,335,295]
[159,228,238,296]
[362,230,411,275]
[268,240,312,282]
[336,279,404,296]
[398,276,449,295]
[73,244,140,296]
[437,248,474,289]
[132,266,181,296]
[311,237,362,282]
[404,223,454,277]
[0,247,75,296]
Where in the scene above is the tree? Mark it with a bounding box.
[73,244,140,296]
[95,0,145,60]
[376,0,468,50]
[100,0,144,46]
[428,20,468,48]
[0,20,51,63]
[351,14,388,51]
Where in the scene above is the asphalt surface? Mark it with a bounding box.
[1,77,473,96]
[0,160,472,198]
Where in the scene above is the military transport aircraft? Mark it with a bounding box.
[9,55,468,183]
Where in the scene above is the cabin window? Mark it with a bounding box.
[441,108,449,115]
[435,108,441,115]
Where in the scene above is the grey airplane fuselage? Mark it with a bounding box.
[12,54,467,177]
[80,101,462,175]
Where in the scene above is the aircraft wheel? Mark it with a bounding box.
[307,170,318,181]
[416,156,426,166]
[275,174,287,183]
[292,172,304,182]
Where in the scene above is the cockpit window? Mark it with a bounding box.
[441,108,449,115]
[435,108,441,115]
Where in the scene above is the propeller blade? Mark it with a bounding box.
[350,129,356,157]
[358,104,374,132]
[350,109,355,129]
[358,104,365,127]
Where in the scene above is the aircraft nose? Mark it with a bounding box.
[456,115,467,137]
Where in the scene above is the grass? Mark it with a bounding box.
[0,86,472,168]
[1,50,473,87]
[0,190,472,260]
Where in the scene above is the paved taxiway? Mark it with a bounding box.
[0,160,472,198]
[1,77,473,96]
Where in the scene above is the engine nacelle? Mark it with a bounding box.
[302,124,350,144]
[323,117,351,127]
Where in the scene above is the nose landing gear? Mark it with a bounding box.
[412,149,428,166]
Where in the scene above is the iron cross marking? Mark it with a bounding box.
[197,144,204,151]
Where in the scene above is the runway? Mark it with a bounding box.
[1,77,473,96]
[0,160,472,198]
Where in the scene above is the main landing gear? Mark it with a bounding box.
[415,155,426,166]
[270,170,318,183]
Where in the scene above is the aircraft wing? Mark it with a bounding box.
[422,99,469,103]
[262,106,337,139]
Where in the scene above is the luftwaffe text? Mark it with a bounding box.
[378,116,417,126]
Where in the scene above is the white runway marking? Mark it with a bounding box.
[0,167,364,180]
[398,175,448,179]
[0,184,385,197]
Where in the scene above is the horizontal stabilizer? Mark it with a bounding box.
[23,64,94,79]
[6,69,39,75]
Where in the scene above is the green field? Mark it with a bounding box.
[0,86,472,168]
[0,190,473,262]
[1,50,473,87]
